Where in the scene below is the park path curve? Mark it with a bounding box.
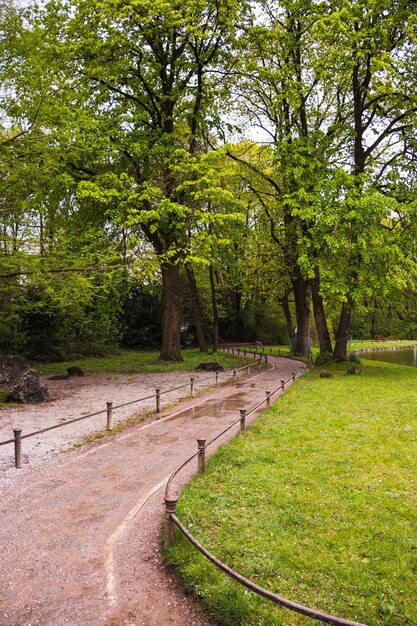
[0,356,305,626]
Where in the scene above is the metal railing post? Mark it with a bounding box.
[233,368,236,381]
[13,428,22,469]
[164,495,179,547]
[106,401,113,431]
[264,354,268,365]
[240,409,246,432]
[292,372,296,381]
[215,371,219,387]
[265,391,271,409]
[197,438,206,473]
[190,377,195,398]
[281,379,285,390]
[246,364,250,376]
[155,388,161,413]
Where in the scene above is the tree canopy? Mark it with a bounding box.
[1,0,417,361]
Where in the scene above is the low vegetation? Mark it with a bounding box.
[34,349,252,376]
[166,359,417,625]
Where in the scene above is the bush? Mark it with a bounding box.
[314,351,333,365]
[348,354,362,364]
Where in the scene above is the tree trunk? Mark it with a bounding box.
[185,266,208,352]
[279,294,295,349]
[311,270,332,354]
[292,269,311,354]
[333,300,352,361]
[209,264,219,352]
[160,261,182,361]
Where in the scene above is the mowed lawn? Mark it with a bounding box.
[167,360,417,626]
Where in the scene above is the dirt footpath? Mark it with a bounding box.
[0,369,220,483]
[0,358,305,626]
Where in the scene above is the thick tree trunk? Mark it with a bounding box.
[311,270,332,354]
[279,294,295,349]
[333,300,352,361]
[292,269,311,354]
[160,262,182,361]
[185,266,208,352]
[209,264,219,352]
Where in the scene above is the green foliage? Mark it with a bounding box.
[121,286,162,350]
[347,354,362,365]
[314,351,333,366]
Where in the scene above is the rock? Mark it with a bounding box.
[195,362,224,372]
[67,366,85,377]
[0,355,30,386]
[346,366,361,375]
[8,369,50,404]
[48,374,70,380]
[320,371,333,378]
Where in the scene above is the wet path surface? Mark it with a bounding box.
[0,357,305,626]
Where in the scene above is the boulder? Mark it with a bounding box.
[67,366,85,377]
[8,369,50,404]
[320,371,333,378]
[0,355,30,386]
[346,366,361,375]
[196,362,224,372]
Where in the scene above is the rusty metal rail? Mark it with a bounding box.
[171,515,366,626]
[0,349,266,468]
[164,365,367,626]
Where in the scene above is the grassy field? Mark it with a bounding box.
[166,359,417,626]
[34,349,252,375]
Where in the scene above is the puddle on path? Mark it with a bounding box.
[189,393,248,419]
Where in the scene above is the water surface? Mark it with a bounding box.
[359,347,417,367]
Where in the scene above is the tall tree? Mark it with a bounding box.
[321,0,417,359]
[13,0,247,360]
[231,0,343,354]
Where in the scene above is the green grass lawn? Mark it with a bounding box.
[166,360,417,626]
[34,348,252,375]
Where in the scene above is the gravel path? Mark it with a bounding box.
[0,357,305,626]
[0,369,221,484]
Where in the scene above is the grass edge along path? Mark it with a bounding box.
[34,349,254,375]
[166,360,417,626]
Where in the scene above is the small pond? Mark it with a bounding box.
[358,347,417,367]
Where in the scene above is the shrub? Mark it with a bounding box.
[348,354,362,364]
[314,351,333,365]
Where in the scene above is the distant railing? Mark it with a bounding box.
[164,365,367,626]
[0,351,267,469]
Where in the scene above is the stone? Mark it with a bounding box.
[195,362,224,372]
[49,374,70,380]
[8,369,50,404]
[0,355,30,386]
[67,366,85,377]
[320,371,333,378]
[346,366,361,375]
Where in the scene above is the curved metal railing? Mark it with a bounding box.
[164,365,367,626]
